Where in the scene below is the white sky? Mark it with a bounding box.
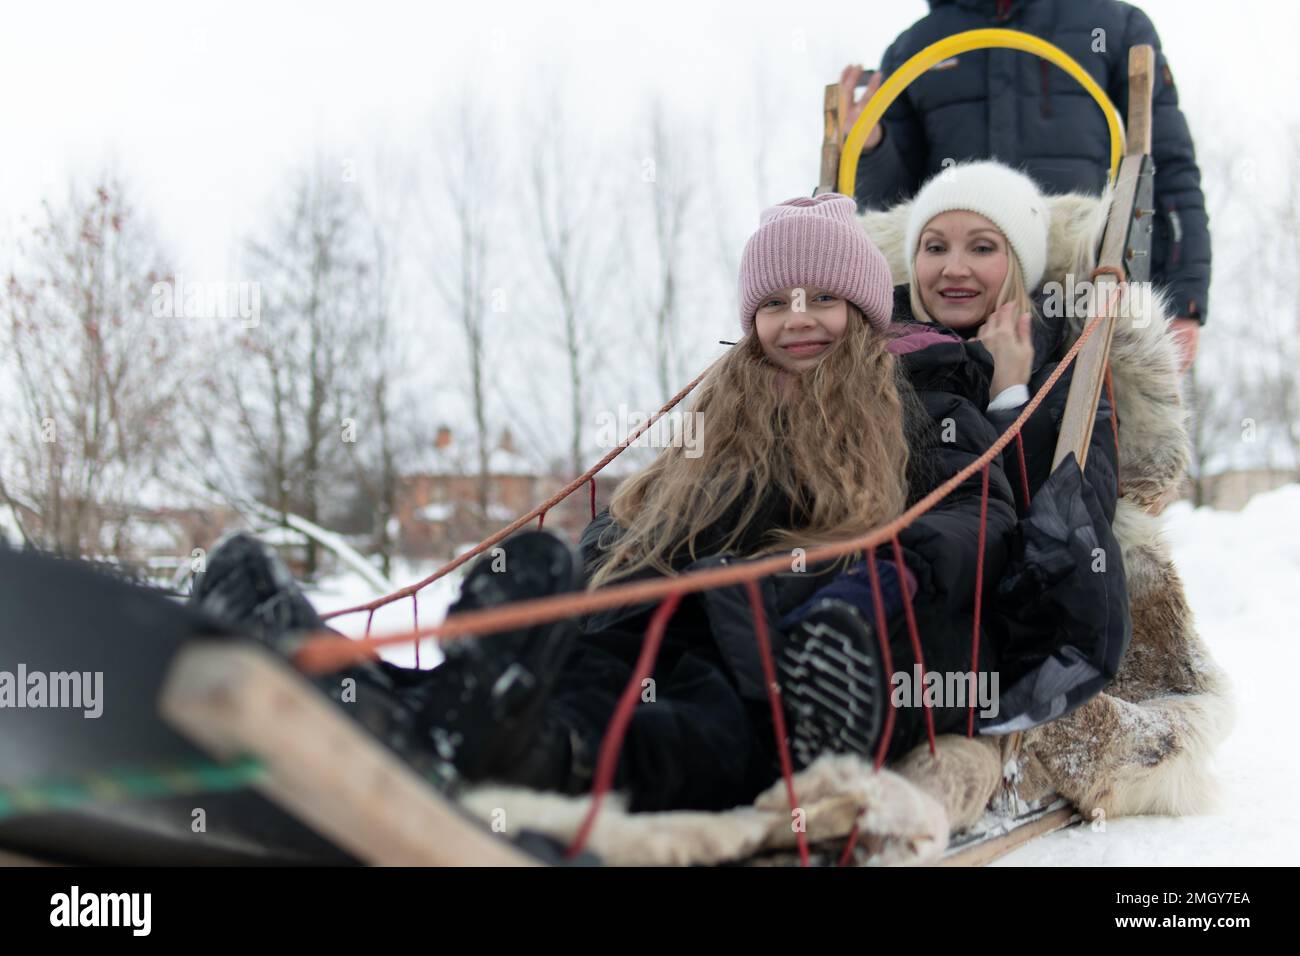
[3,0,1295,278]
[2,0,1295,470]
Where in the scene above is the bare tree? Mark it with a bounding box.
[0,176,190,559]
[524,84,620,478]
[222,160,372,576]
[343,150,425,578]
[426,92,502,527]
[642,100,696,402]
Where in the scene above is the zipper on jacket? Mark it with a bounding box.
[1165,202,1183,267]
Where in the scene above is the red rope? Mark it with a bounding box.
[565,593,681,859]
[745,580,810,867]
[364,609,374,639]
[589,477,597,521]
[412,595,420,668]
[864,548,896,770]
[966,464,990,738]
[537,511,545,530]
[1013,432,1031,514]
[838,548,899,865]
[1104,362,1123,497]
[838,821,862,867]
[890,535,936,756]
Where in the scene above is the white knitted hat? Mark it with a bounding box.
[904,161,1050,289]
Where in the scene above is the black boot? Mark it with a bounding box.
[189,532,327,646]
[409,530,585,790]
[775,598,885,770]
[190,532,459,789]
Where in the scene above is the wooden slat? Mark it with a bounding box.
[0,849,55,866]
[159,643,536,867]
[819,83,841,194]
[1126,45,1154,156]
[937,807,1078,867]
[1052,153,1143,471]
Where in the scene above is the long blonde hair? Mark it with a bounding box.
[587,304,912,590]
[909,242,1037,328]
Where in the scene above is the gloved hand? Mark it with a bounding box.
[777,558,915,633]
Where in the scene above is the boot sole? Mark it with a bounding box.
[776,599,884,770]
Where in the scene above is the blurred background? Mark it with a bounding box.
[0,0,1295,595]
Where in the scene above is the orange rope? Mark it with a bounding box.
[297,298,1119,679]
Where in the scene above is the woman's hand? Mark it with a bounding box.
[839,65,884,150]
[976,302,1034,397]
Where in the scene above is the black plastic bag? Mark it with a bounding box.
[978,452,1131,734]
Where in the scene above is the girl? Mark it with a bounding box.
[191,194,1019,814]
[896,161,1130,730]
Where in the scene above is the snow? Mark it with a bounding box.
[305,556,461,670]
[993,483,1300,866]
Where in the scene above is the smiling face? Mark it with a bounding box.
[752,286,849,372]
[913,210,1011,331]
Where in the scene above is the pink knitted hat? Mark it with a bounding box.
[738,193,893,335]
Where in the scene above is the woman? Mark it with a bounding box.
[895,160,1131,731]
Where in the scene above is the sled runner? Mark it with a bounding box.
[2,34,1224,868]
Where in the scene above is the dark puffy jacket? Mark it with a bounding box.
[856,0,1211,322]
[890,284,1119,514]
[890,285,1131,730]
[578,332,1018,760]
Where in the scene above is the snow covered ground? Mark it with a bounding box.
[307,556,462,670]
[995,483,1300,865]
[308,486,1300,866]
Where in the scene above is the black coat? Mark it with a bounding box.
[856,0,1211,323]
[888,285,1131,730]
[577,334,1018,762]
[890,284,1120,517]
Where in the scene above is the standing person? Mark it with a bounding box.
[843,0,1209,371]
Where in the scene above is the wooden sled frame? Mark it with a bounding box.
[160,642,536,866]
[152,49,1156,871]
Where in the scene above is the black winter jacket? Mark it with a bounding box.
[890,284,1120,516]
[856,0,1211,323]
[888,286,1131,731]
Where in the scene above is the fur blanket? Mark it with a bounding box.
[455,191,1234,865]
